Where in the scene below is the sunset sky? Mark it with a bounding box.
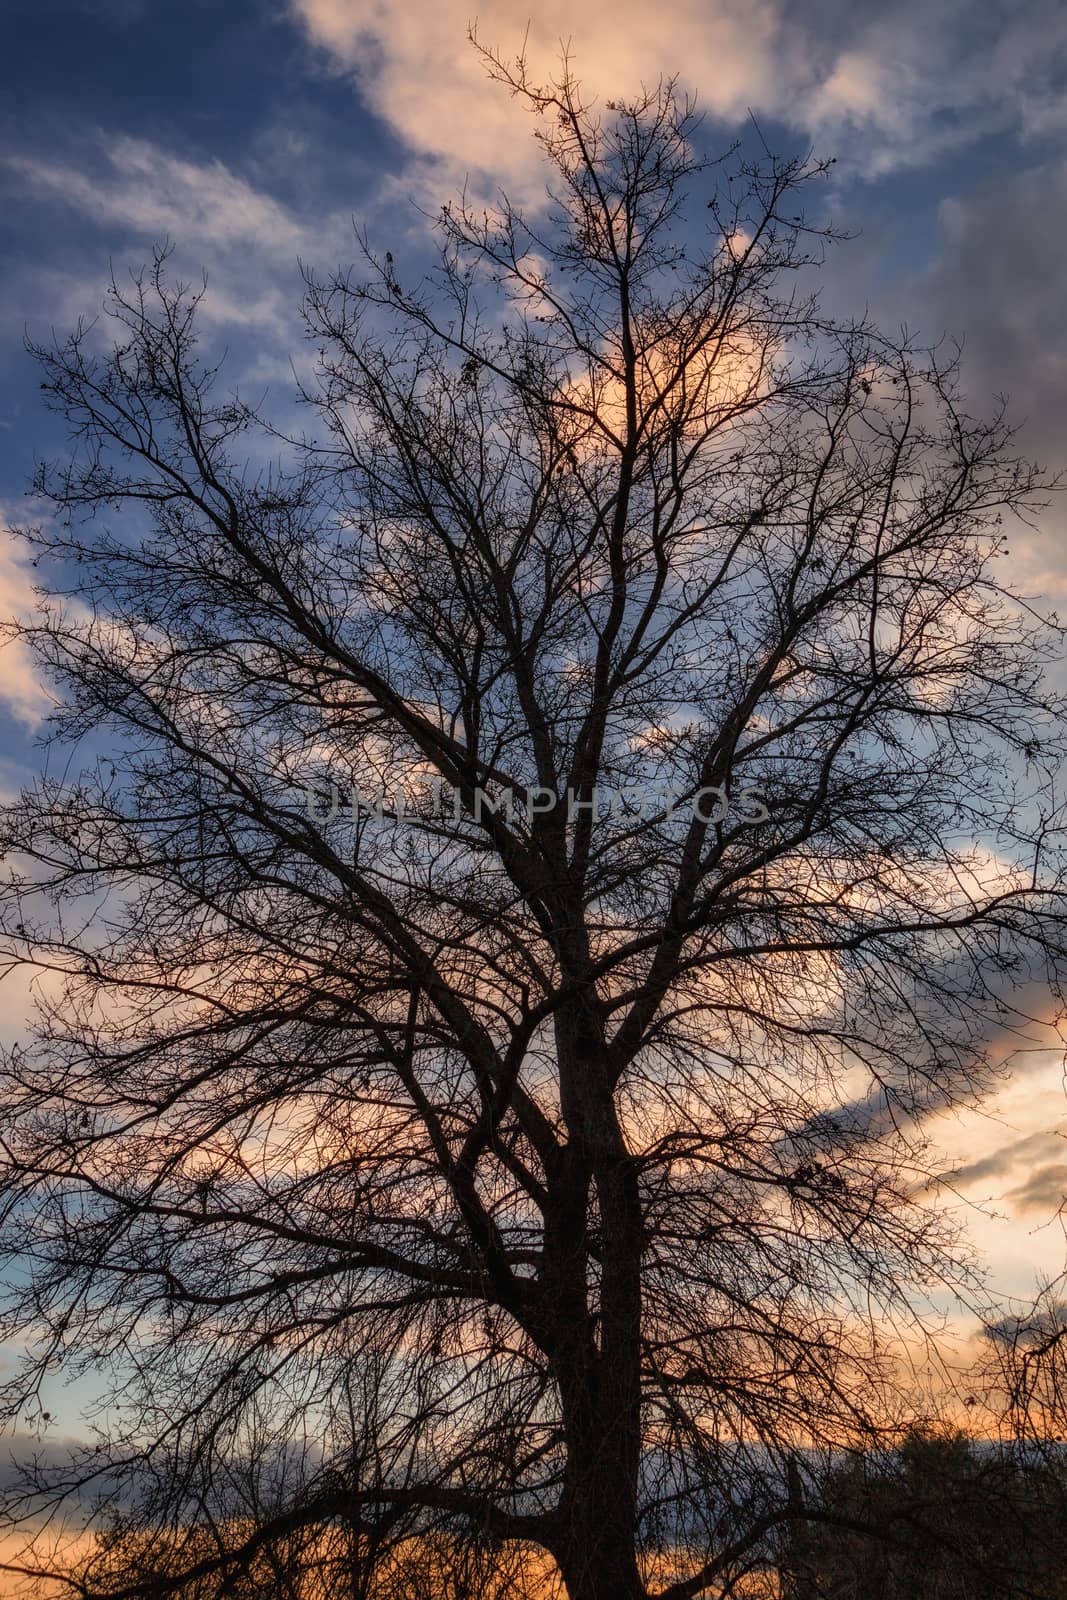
[1,0,1066,1408]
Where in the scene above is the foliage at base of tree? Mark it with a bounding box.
[781,1429,1067,1600]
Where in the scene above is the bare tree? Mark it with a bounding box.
[982,1284,1067,1450]
[1,46,1065,1600]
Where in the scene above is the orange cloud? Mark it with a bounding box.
[0,521,51,730]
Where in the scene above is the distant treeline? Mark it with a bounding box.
[778,1427,1067,1599]
[73,1428,1067,1600]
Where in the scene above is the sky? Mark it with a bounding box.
[1,0,1067,1371]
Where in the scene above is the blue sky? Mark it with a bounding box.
[2,0,1067,1317]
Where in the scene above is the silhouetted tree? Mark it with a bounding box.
[784,1428,1067,1599]
[984,1286,1067,1453]
[2,43,1066,1600]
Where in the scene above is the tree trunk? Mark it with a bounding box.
[548,1014,647,1600]
[558,1533,648,1600]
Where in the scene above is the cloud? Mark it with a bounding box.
[1006,1163,1067,1215]
[921,159,1067,476]
[944,1129,1067,1192]
[7,138,310,260]
[287,0,1067,186]
[796,0,1067,173]
[938,1113,1067,1218]
[902,156,1067,611]
[292,0,778,196]
[984,1299,1067,1348]
[0,522,51,731]
[1,138,357,342]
